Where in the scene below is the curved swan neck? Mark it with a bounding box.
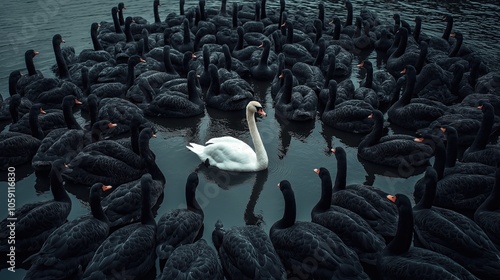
[386,196,413,255]
[90,188,108,222]
[444,130,458,168]
[91,25,103,51]
[433,140,446,180]
[364,64,373,88]
[393,28,408,58]
[247,108,268,170]
[53,37,70,80]
[112,8,122,34]
[470,105,494,152]
[50,165,71,203]
[275,186,296,229]
[29,109,44,140]
[442,16,453,40]
[313,171,333,215]
[333,151,347,192]
[259,42,270,66]
[414,174,437,210]
[359,112,384,149]
[25,53,37,76]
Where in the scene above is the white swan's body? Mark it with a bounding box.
[186,101,268,172]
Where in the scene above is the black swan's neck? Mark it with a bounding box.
[345,1,353,26]
[333,152,347,192]
[280,72,293,104]
[91,25,103,51]
[433,140,446,180]
[29,110,44,140]
[313,171,333,215]
[386,198,413,255]
[125,19,134,42]
[393,29,408,58]
[325,82,337,112]
[186,183,202,216]
[63,102,81,130]
[140,180,155,225]
[50,166,71,203]
[112,8,122,33]
[259,42,270,66]
[232,2,238,28]
[163,46,176,75]
[90,187,108,222]
[414,170,437,210]
[469,106,494,152]
[25,53,37,76]
[275,187,296,229]
[449,35,462,57]
[53,37,70,80]
[415,42,428,75]
[444,130,458,168]
[399,68,416,105]
[359,112,384,149]
[442,16,453,40]
[154,0,161,23]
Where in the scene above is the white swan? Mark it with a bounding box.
[186,101,268,172]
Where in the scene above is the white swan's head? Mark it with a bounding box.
[247,101,266,116]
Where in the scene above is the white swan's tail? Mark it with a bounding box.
[186,143,206,157]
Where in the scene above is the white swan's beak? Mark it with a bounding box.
[258,108,266,117]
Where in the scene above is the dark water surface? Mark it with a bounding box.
[0,0,499,279]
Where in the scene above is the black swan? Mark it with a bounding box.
[205,64,254,111]
[377,193,479,280]
[212,220,286,279]
[274,69,317,122]
[412,167,500,280]
[142,70,205,118]
[0,109,43,170]
[386,28,419,77]
[270,180,369,279]
[357,60,396,107]
[331,147,398,243]
[249,39,278,81]
[62,127,157,186]
[23,183,112,280]
[31,120,116,172]
[312,167,386,276]
[387,65,445,130]
[462,100,500,167]
[0,160,71,254]
[77,22,113,63]
[15,50,45,97]
[358,110,433,168]
[159,239,223,280]
[156,172,204,264]
[92,55,145,98]
[100,144,165,229]
[321,80,374,134]
[82,174,157,280]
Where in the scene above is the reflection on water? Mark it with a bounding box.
[1,0,499,278]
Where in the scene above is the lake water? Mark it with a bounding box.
[1,0,499,279]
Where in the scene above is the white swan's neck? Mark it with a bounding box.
[247,109,268,170]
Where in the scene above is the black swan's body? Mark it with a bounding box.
[270,180,369,279]
[358,110,433,168]
[82,174,157,280]
[156,172,204,263]
[212,220,286,279]
[23,183,112,280]
[0,160,71,254]
[412,167,500,280]
[377,193,479,280]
